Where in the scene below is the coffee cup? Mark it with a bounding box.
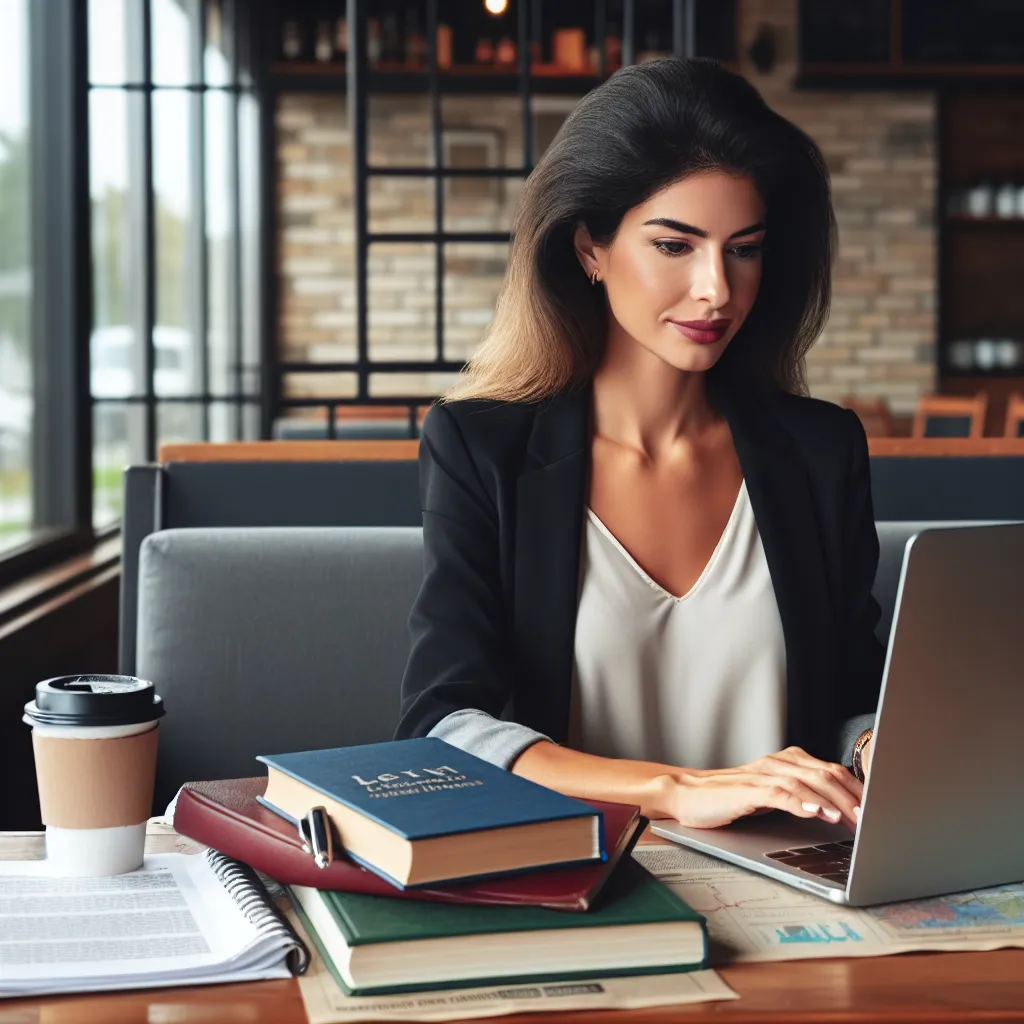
[23,675,165,876]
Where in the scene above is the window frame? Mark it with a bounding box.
[0,0,94,588]
[1,0,263,588]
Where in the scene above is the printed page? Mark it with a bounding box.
[0,854,289,995]
[633,844,1024,963]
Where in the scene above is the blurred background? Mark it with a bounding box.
[3,0,1024,561]
[2,0,1024,828]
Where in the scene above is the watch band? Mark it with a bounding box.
[851,728,873,782]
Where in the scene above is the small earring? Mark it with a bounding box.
[590,269,599,286]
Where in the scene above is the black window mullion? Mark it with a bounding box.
[673,0,695,59]
[595,0,608,78]
[518,0,533,170]
[190,0,210,441]
[227,0,247,438]
[348,0,369,403]
[623,0,636,66]
[141,0,157,461]
[229,91,244,440]
[28,0,93,534]
[427,0,444,364]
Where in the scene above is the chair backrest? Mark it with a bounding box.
[841,395,894,438]
[119,457,421,675]
[158,440,419,462]
[137,526,424,810]
[868,440,1024,521]
[1005,393,1024,438]
[911,393,987,439]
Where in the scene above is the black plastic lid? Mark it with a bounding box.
[23,675,165,727]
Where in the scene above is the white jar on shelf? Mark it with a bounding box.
[995,183,1017,219]
[974,338,998,370]
[996,338,1021,369]
[948,339,975,370]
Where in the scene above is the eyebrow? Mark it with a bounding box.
[642,218,766,240]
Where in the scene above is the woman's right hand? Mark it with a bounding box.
[658,746,863,832]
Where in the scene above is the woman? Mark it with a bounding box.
[396,58,884,834]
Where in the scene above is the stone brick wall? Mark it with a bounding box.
[738,0,936,413]
[276,0,936,414]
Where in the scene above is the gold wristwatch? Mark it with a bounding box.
[851,727,873,782]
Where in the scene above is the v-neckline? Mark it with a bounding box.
[586,479,747,602]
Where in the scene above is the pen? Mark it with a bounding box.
[298,806,333,869]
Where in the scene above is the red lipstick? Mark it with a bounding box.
[668,319,732,345]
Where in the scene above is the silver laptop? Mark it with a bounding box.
[652,523,1024,906]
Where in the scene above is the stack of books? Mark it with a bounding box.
[174,737,707,996]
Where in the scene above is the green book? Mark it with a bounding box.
[289,858,706,996]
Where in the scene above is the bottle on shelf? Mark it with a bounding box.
[381,9,402,65]
[605,22,623,73]
[436,23,453,69]
[495,35,517,67]
[334,16,348,62]
[475,35,496,65]
[314,18,334,63]
[367,17,382,66]
[405,6,426,69]
[552,27,587,72]
[281,17,303,61]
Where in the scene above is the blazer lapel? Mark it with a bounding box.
[715,382,837,757]
[512,387,590,741]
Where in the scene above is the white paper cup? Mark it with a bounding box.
[24,676,165,877]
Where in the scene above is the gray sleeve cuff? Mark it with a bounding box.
[428,709,550,771]
[837,712,876,767]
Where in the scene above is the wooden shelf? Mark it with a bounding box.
[269,61,609,95]
[946,215,1024,226]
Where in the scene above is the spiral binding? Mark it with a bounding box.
[205,848,311,974]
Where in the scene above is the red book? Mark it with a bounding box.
[173,777,643,912]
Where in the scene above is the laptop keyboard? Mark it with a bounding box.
[765,840,854,885]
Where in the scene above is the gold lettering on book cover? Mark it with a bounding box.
[349,766,485,798]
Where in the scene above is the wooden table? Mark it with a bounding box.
[4,828,1024,1023]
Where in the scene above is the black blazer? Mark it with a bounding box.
[396,378,885,764]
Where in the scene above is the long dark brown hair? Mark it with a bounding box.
[446,57,836,403]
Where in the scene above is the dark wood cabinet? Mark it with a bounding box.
[798,0,1024,86]
[939,93,1024,423]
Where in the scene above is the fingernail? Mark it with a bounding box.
[801,802,820,813]
[853,805,861,819]
[823,808,841,822]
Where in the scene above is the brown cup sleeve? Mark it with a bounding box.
[33,726,159,829]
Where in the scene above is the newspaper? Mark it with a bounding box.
[284,906,736,1023]
[634,844,1024,963]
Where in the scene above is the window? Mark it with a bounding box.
[0,0,33,556]
[89,0,262,528]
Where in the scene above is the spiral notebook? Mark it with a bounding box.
[0,849,309,998]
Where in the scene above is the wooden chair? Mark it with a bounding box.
[157,439,419,463]
[911,393,988,439]
[1005,393,1024,438]
[840,396,894,437]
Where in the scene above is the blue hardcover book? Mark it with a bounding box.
[256,738,606,890]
